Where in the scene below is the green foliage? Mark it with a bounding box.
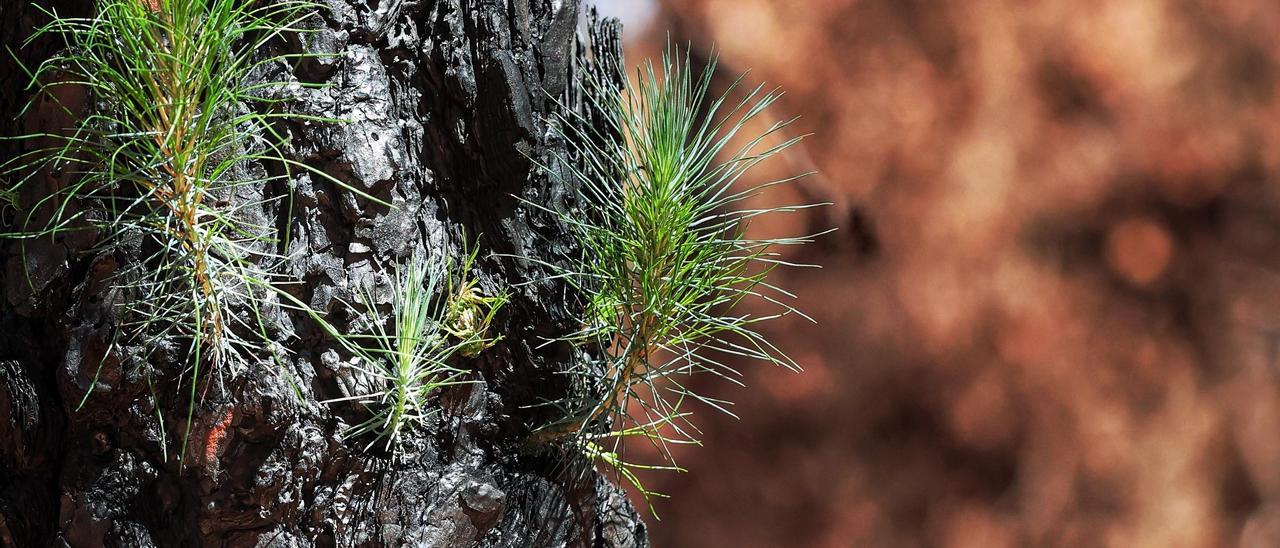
[444,247,510,357]
[574,412,694,507]
[0,0,371,460]
[325,247,506,452]
[533,46,826,505]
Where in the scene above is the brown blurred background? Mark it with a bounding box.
[590,1,1280,546]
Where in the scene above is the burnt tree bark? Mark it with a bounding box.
[0,1,646,546]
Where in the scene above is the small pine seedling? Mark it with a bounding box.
[531,46,828,507]
[0,0,375,460]
[324,247,506,452]
[444,247,510,357]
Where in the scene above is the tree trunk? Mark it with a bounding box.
[0,1,647,546]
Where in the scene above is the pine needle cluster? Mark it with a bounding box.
[533,47,827,505]
[0,0,363,458]
[324,247,507,452]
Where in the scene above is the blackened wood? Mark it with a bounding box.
[0,1,645,546]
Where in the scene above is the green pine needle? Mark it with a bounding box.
[0,0,373,462]
[531,45,829,506]
[324,246,506,453]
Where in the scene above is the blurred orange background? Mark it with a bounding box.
[591,0,1280,546]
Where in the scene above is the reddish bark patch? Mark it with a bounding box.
[204,407,233,466]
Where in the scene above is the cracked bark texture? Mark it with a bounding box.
[0,0,646,546]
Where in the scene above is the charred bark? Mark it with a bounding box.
[0,1,645,546]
